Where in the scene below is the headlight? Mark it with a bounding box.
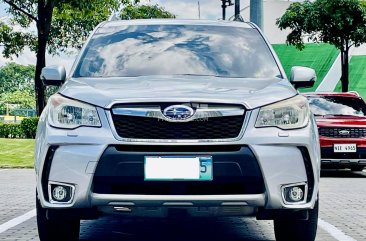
[255,95,309,130]
[48,94,101,129]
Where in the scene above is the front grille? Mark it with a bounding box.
[318,127,366,138]
[111,103,245,140]
[93,146,265,195]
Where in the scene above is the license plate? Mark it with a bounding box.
[334,144,357,153]
[144,156,213,181]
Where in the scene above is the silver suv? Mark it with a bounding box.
[35,19,320,241]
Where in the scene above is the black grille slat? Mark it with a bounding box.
[111,104,245,140]
[318,127,366,138]
[94,177,264,195]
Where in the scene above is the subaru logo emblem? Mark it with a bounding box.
[339,130,350,136]
[163,105,194,120]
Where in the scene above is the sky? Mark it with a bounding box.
[0,0,299,71]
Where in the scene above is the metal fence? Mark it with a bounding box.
[0,109,36,123]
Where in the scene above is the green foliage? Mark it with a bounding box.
[0,1,175,54]
[120,4,175,20]
[277,0,366,50]
[0,0,173,115]
[20,117,39,138]
[0,0,128,56]
[49,0,129,53]
[0,21,36,58]
[277,0,366,92]
[0,90,35,116]
[1,90,35,109]
[0,123,24,138]
[0,62,35,94]
[0,117,39,139]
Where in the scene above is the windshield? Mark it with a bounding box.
[73,24,281,78]
[307,96,366,117]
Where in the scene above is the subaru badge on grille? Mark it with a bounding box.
[163,105,194,120]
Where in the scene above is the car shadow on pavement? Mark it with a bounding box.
[321,169,366,178]
[80,216,275,241]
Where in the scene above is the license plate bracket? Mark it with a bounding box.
[144,156,213,181]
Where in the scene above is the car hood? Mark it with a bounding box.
[315,116,366,127]
[59,76,297,109]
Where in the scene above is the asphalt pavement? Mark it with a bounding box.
[0,169,365,241]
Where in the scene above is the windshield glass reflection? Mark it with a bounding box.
[308,96,366,117]
[74,24,281,78]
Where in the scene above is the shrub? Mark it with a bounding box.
[21,117,39,139]
[0,123,24,138]
[0,117,39,139]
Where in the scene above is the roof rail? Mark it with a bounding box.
[108,12,121,21]
[348,91,360,96]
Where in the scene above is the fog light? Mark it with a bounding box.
[49,183,74,203]
[52,186,67,201]
[289,187,304,202]
[282,183,307,204]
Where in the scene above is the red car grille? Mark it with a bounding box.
[318,127,366,138]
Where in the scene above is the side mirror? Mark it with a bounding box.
[41,65,66,86]
[290,66,317,89]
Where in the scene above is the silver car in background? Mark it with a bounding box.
[35,19,320,241]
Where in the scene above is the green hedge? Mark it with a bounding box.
[0,117,39,139]
[21,117,39,139]
[0,123,23,138]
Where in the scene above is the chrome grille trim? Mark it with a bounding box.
[112,106,245,123]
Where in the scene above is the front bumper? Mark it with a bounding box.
[320,147,366,168]
[35,108,321,215]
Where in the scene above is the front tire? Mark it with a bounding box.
[36,198,80,241]
[274,199,319,241]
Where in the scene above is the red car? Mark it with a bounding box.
[305,92,366,171]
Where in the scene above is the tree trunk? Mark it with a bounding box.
[35,37,46,116]
[340,48,349,92]
[35,1,54,116]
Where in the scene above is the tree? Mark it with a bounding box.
[0,62,35,94]
[0,90,35,115]
[1,90,35,108]
[120,3,175,19]
[0,0,129,115]
[276,0,366,92]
